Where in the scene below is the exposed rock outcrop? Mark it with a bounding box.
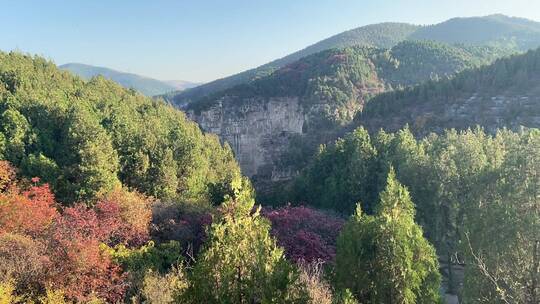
[188,97,305,179]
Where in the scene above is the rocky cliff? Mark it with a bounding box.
[188,97,304,179]
[185,42,517,194]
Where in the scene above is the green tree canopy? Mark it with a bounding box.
[186,177,308,304]
[335,169,441,304]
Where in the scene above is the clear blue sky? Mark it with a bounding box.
[1,0,540,82]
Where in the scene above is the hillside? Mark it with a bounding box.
[166,23,418,106]
[356,47,540,135]
[168,14,540,106]
[185,41,511,186]
[59,63,184,96]
[1,52,240,204]
[411,14,540,50]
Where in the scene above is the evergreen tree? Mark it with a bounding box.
[186,177,308,304]
[335,168,441,304]
[57,105,120,203]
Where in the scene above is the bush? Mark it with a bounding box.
[0,233,47,294]
[150,201,212,255]
[142,265,188,304]
[262,206,344,263]
[297,261,333,304]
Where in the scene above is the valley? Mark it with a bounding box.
[1,7,540,304]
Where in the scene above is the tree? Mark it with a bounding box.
[0,181,58,237]
[186,177,308,304]
[335,169,441,304]
[95,187,153,247]
[462,130,540,304]
[45,204,127,302]
[57,105,120,203]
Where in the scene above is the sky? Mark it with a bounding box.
[1,0,540,83]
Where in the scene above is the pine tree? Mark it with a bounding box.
[57,105,120,203]
[335,168,441,304]
[186,177,308,304]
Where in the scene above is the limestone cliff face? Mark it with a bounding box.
[188,97,305,179]
[190,90,540,188]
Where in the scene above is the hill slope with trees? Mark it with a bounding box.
[357,46,540,135]
[184,41,513,193]
[290,126,539,303]
[167,14,540,107]
[1,52,240,205]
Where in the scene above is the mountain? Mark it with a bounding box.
[410,14,540,50]
[164,79,202,91]
[166,23,419,106]
[59,63,184,96]
[185,41,512,189]
[355,47,540,135]
[1,52,239,204]
[167,14,540,107]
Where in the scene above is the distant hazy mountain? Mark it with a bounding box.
[164,80,202,91]
[59,63,196,96]
[167,14,540,106]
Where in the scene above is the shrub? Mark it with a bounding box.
[262,206,345,263]
[297,261,333,304]
[0,233,47,294]
[142,265,188,304]
[150,201,212,255]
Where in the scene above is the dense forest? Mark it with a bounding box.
[2,10,540,304]
[0,52,239,205]
[290,126,539,303]
[185,40,514,193]
[0,52,441,303]
[358,46,540,134]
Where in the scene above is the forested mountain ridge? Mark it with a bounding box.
[167,14,540,106]
[411,14,540,50]
[185,41,513,187]
[164,23,418,107]
[356,46,540,135]
[59,63,195,96]
[1,52,240,204]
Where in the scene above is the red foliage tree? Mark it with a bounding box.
[45,204,127,302]
[95,187,153,247]
[0,181,58,237]
[262,206,345,263]
[0,160,16,192]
